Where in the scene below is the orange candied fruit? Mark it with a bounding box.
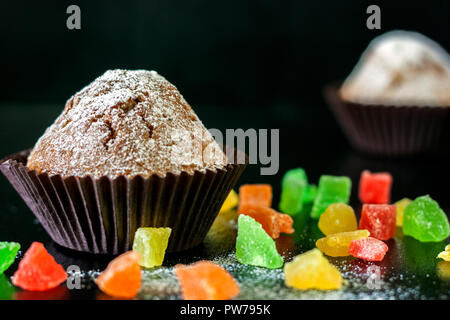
[238,184,272,208]
[96,251,141,299]
[175,261,240,300]
[277,213,294,234]
[238,204,280,238]
[238,203,294,238]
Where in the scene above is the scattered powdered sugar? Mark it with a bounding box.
[135,251,449,300]
[27,69,226,178]
[139,268,182,300]
[78,212,450,300]
[130,213,450,300]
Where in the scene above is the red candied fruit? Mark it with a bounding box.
[359,204,396,240]
[12,242,68,291]
[359,170,393,204]
[349,237,389,261]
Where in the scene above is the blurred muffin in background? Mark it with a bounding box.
[341,31,450,106]
[326,30,450,156]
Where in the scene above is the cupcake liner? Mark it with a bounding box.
[0,148,247,254]
[325,84,450,157]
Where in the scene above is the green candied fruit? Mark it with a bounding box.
[0,242,20,274]
[0,274,15,300]
[403,195,450,242]
[236,215,283,269]
[132,227,171,268]
[310,175,351,219]
[279,168,308,215]
[303,184,317,204]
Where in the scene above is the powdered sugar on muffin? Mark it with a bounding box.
[27,69,227,178]
[340,31,450,106]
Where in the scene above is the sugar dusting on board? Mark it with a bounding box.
[128,209,450,300]
[59,209,449,300]
[134,250,449,300]
[27,69,226,178]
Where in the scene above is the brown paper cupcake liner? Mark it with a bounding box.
[0,148,247,254]
[325,84,450,157]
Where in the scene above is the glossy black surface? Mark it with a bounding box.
[0,103,449,300]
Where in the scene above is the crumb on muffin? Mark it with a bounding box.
[27,69,227,178]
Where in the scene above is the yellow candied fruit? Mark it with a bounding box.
[437,244,450,262]
[284,248,342,290]
[220,190,239,213]
[132,227,171,268]
[316,230,370,257]
[318,203,357,236]
[394,198,412,226]
[437,260,450,281]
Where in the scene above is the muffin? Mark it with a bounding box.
[0,69,246,254]
[27,69,227,177]
[326,30,450,156]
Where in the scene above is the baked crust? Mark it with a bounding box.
[27,69,226,178]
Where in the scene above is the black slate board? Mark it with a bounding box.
[0,104,449,300]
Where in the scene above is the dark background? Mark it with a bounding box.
[1,0,450,194]
[1,0,449,106]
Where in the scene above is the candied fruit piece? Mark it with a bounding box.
[437,260,450,281]
[277,213,294,234]
[284,248,342,290]
[348,237,389,261]
[303,184,317,204]
[236,215,283,269]
[395,198,412,226]
[437,244,450,261]
[0,242,20,274]
[238,204,294,238]
[12,242,67,291]
[318,203,357,235]
[96,251,141,299]
[316,230,370,257]
[403,195,450,242]
[238,184,272,209]
[0,274,15,300]
[220,190,239,213]
[360,204,396,240]
[238,204,280,238]
[358,170,393,204]
[311,175,351,219]
[132,227,171,268]
[279,168,307,215]
[175,261,240,300]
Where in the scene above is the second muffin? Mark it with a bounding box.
[326,30,450,156]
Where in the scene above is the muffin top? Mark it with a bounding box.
[340,30,450,106]
[27,69,227,178]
